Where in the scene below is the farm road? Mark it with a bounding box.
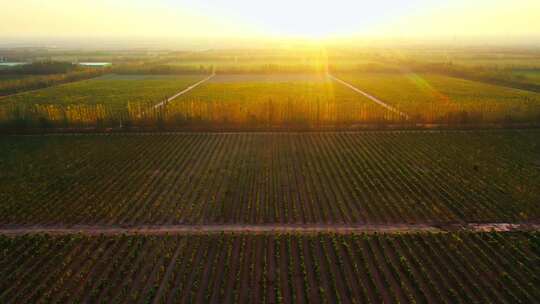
[153,72,215,108]
[328,74,410,119]
[0,223,537,236]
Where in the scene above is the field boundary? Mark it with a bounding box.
[6,125,539,136]
[328,74,410,119]
[0,74,107,100]
[153,72,216,109]
[0,223,538,236]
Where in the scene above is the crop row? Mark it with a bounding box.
[0,130,538,225]
[0,231,538,303]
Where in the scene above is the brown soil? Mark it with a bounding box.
[0,223,538,236]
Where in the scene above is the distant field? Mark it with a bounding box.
[1,130,538,225]
[415,58,540,69]
[207,74,329,83]
[167,59,328,73]
[402,50,540,69]
[0,74,204,109]
[2,70,540,129]
[448,58,540,69]
[3,48,540,304]
[164,74,397,126]
[336,72,540,122]
[166,58,380,73]
[1,231,538,303]
[95,74,193,81]
[512,70,540,85]
[0,75,31,82]
[0,73,401,129]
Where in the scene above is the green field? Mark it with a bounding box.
[2,68,540,129]
[423,58,540,69]
[1,130,538,225]
[1,73,402,129]
[1,232,538,303]
[163,74,396,126]
[0,75,32,82]
[336,72,540,122]
[2,3,540,302]
[511,70,540,85]
[166,58,380,73]
[397,49,540,69]
[0,74,203,108]
[1,47,540,303]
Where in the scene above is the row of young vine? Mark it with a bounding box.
[1,131,538,225]
[0,231,538,303]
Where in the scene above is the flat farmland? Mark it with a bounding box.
[1,130,538,226]
[163,74,398,127]
[0,74,204,109]
[512,70,540,86]
[401,50,540,69]
[0,231,538,303]
[0,75,32,82]
[4,72,539,129]
[335,72,540,123]
[444,58,540,69]
[166,58,379,73]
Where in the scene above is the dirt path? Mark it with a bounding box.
[328,74,410,120]
[0,223,537,236]
[153,73,215,109]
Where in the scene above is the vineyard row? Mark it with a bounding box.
[0,232,538,303]
[1,130,538,225]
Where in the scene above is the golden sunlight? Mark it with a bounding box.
[1,0,539,39]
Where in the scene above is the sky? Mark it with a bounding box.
[1,0,539,42]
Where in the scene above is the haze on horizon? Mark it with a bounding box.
[2,0,540,46]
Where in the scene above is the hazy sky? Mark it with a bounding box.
[2,0,539,40]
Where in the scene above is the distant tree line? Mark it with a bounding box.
[112,64,212,75]
[396,61,540,93]
[0,67,108,96]
[2,99,538,133]
[0,61,77,75]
